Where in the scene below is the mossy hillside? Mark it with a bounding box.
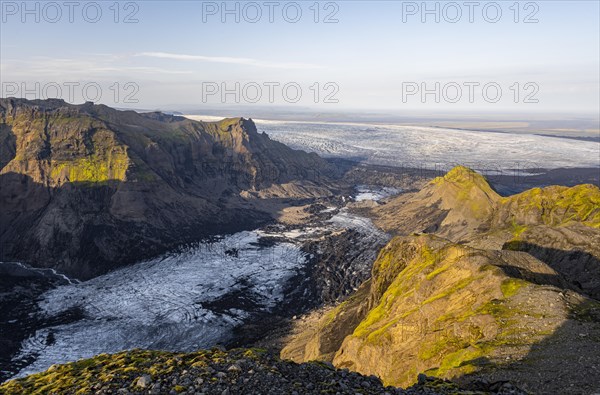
[422,293,553,379]
[367,238,429,306]
[3,106,226,185]
[285,167,600,392]
[49,129,129,184]
[2,105,254,187]
[352,238,473,340]
[332,235,560,387]
[118,117,263,185]
[425,166,599,234]
[431,166,499,202]
[0,348,268,395]
[432,166,496,193]
[200,117,247,145]
[280,279,375,365]
[507,219,527,240]
[424,166,501,232]
[1,98,342,282]
[2,108,131,184]
[0,347,504,395]
[500,184,600,229]
[500,278,528,298]
[6,111,97,162]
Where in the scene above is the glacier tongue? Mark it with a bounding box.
[13,230,307,378]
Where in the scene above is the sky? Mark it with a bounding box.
[1,0,599,115]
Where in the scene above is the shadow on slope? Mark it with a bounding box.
[0,171,311,280]
[458,297,600,395]
[503,241,600,300]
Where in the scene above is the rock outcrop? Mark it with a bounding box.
[0,98,338,279]
[281,166,600,394]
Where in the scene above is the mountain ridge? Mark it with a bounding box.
[0,98,339,279]
[280,166,600,394]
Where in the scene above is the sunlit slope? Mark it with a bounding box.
[282,166,600,393]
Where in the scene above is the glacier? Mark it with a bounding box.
[9,204,386,379]
[252,120,600,171]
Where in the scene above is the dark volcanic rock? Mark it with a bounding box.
[0,263,82,381]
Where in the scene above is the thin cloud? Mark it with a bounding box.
[135,52,323,70]
[2,57,192,77]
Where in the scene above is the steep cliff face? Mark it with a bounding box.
[281,166,600,394]
[0,98,337,279]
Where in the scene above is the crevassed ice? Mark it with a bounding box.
[13,205,387,379]
[14,231,306,378]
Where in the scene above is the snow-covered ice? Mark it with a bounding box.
[354,185,402,202]
[255,120,600,170]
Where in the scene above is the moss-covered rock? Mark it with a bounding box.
[0,348,514,395]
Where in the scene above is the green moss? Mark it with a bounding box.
[418,333,465,361]
[352,242,482,347]
[422,277,475,306]
[506,184,600,228]
[437,345,484,375]
[198,117,245,143]
[365,318,401,344]
[50,153,128,184]
[353,242,437,338]
[426,259,454,280]
[218,117,243,131]
[553,184,600,227]
[510,220,527,239]
[500,278,527,298]
[242,348,267,359]
[1,347,300,394]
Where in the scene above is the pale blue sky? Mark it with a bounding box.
[1,1,599,114]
